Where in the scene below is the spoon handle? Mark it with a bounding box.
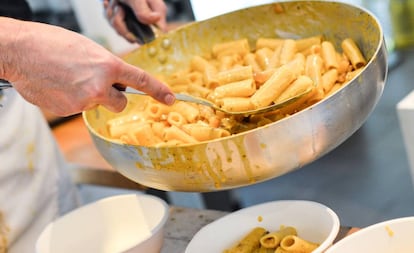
[0,80,12,89]
[124,87,215,108]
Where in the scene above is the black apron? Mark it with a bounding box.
[0,0,32,20]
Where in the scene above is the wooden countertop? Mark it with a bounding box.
[51,114,112,170]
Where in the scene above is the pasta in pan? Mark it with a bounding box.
[106,35,367,147]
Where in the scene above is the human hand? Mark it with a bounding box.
[1,17,174,116]
[103,0,167,43]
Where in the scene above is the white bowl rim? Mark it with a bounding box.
[185,199,340,253]
[326,216,414,252]
[122,194,170,251]
[75,194,170,234]
[36,193,170,253]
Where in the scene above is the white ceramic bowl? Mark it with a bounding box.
[326,216,414,253]
[185,200,340,253]
[35,194,169,253]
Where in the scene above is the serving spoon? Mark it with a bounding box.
[122,86,312,116]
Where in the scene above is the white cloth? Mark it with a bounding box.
[0,89,79,253]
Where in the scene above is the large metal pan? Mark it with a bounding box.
[83,1,387,192]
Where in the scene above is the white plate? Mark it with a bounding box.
[326,216,414,253]
[185,200,340,253]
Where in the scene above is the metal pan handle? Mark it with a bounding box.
[119,2,156,44]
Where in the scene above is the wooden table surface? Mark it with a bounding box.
[51,114,112,170]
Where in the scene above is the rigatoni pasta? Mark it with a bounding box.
[321,41,339,70]
[223,225,319,253]
[212,38,250,58]
[105,35,367,147]
[341,38,367,69]
[279,235,319,252]
[223,227,267,253]
[259,226,297,248]
[250,65,297,108]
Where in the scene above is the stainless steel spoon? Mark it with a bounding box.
[123,87,312,116]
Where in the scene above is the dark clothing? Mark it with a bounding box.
[0,0,32,20]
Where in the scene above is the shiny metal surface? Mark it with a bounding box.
[83,1,387,192]
[122,86,312,115]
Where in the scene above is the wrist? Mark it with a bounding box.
[0,17,26,81]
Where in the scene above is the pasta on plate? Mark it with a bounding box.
[223,225,319,253]
[106,35,367,147]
